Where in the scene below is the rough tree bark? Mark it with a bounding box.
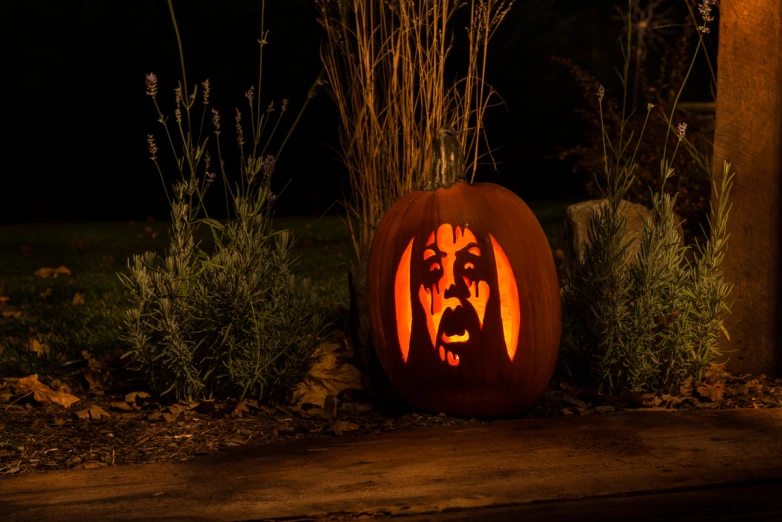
[711,0,782,376]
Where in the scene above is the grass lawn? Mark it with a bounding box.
[3,202,781,478]
[0,202,571,377]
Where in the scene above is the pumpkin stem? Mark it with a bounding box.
[426,127,466,190]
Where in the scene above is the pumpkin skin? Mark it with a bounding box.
[367,133,561,418]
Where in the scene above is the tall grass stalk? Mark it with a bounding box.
[316,0,512,262]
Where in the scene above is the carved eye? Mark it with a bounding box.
[464,262,475,270]
[429,263,441,272]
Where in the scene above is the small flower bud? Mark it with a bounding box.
[145,73,158,98]
[677,122,687,141]
[202,79,210,106]
[147,134,158,161]
[262,154,276,178]
[211,108,221,134]
[235,109,245,149]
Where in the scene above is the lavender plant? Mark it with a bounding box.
[119,1,326,402]
[559,0,732,394]
[553,0,720,244]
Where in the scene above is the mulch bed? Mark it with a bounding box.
[1,332,781,476]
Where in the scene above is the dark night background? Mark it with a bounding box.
[2,0,714,224]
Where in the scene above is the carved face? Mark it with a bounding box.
[394,224,521,367]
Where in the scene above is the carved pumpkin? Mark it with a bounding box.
[367,128,561,417]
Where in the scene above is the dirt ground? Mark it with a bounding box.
[1,331,781,476]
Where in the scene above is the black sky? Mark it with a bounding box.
[2,0,714,224]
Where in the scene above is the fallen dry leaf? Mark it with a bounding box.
[169,404,184,414]
[14,374,80,409]
[561,396,588,409]
[91,405,110,419]
[72,292,85,306]
[0,387,13,403]
[231,400,250,419]
[33,266,72,278]
[110,401,134,411]
[83,370,109,391]
[0,296,18,318]
[290,341,362,410]
[48,379,71,394]
[27,338,49,357]
[679,376,694,396]
[125,391,151,403]
[74,405,110,420]
[1,307,23,319]
[331,420,359,436]
[81,351,113,391]
[696,384,724,402]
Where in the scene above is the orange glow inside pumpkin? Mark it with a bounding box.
[393,224,521,365]
[489,233,521,361]
[394,238,415,364]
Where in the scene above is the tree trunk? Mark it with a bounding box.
[711,0,782,377]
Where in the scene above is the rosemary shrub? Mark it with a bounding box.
[119,0,326,402]
[560,0,733,394]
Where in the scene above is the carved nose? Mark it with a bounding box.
[442,285,462,312]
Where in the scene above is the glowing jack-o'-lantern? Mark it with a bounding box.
[368,128,561,417]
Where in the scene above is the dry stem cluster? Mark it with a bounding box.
[316,0,512,261]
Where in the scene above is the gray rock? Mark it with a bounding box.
[563,199,684,266]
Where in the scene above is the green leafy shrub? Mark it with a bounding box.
[559,0,732,394]
[119,0,325,402]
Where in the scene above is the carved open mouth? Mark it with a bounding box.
[439,331,467,366]
[441,330,469,344]
[437,306,477,366]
